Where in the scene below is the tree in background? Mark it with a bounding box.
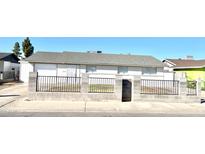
[22,37,34,57]
[12,42,21,57]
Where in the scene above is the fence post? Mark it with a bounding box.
[115,75,122,101]
[0,72,3,80]
[179,78,187,96]
[133,76,141,101]
[81,73,89,93]
[29,72,38,92]
[196,78,201,96]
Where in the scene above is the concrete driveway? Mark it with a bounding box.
[1,83,205,116]
[0,82,28,107]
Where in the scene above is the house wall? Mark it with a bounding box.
[95,65,118,74]
[3,61,19,73]
[83,65,166,79]
[3,61,12,72]
[163,61,175,72]
[20,61,34,82]
[82,65,141,77]
[35,64,57,76]
[163,61,174,67]
[24,63,172,81]
[128,66,141,75]
[174,68,205,88]
[175,68,205,80]
[163,71,174,80]
[0,60,20,81]
[163,60,205,87]
[164,66,173,72]
[34,64,81,77]
[141,67,165,80]
[0,61,4,72]
[57,64,80,77]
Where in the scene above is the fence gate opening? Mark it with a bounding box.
[122,79,132,102]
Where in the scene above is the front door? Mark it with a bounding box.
[122,79,132,102]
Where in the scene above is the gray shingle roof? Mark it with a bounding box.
[0,52,19,63]
[165,59,205,68]
[26,51,163,67]
[0,53,11,59]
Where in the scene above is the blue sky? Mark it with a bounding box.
[0,37,204,60]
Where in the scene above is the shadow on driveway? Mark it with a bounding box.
[0,95,20,97]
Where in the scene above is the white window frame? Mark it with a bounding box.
[142,67,157,75]
[118,66,128,74]
[86,65,96,73]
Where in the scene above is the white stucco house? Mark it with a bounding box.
[0,53,20,80]
[20,51,174,82]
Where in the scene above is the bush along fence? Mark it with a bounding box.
[29,72,201,103]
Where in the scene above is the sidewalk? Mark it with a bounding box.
[2,98,205,115]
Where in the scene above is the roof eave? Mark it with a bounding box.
[174,66,205,69]
[27,61,163,67]
[163,59,176,66]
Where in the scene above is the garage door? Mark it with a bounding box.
[35,64,57,76]
[67,65,77,76]
[57,64,68,76]
[57,64,79,77]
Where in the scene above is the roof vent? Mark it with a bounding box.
[87,51,102,54]
[186,55,193,60]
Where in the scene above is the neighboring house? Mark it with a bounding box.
[20,51,173,82]
[0,52,20,80]
[163,56,205,88]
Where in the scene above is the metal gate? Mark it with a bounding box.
[187,80,197,95]
[122,79,132,102]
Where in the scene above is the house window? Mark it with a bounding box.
[86,66,96,73]
[142,67,157,75]
[118,66,128,74]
